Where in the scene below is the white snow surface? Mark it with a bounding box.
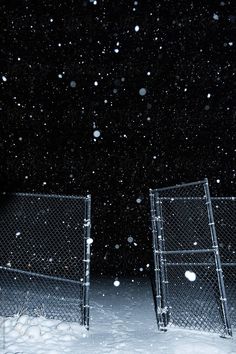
[1,277,235,354]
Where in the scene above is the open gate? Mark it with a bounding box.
[150,179,232,337]
[0,192,91,329]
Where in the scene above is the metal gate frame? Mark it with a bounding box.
[0,192,92,330]
[83,194,92,329]
[150,179,232,337]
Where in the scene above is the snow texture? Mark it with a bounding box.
[1,277,235,353]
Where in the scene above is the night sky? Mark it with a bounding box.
[0,0,235,276]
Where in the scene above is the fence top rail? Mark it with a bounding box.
[210,197,235,200]
[150,179,206,193]
[166,262,236,266]
[0,192,90,201]
[153,196,236,201]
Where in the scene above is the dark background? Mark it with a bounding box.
[0,0,235,276]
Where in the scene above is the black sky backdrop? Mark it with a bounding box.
[0,0,235,275]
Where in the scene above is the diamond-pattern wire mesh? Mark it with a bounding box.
[165,254,226,334]
[150,181,232,336]
[0,193,90,326]
[212,198,236,327]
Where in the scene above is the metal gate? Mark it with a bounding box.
[212,197,236,327]
[0,192,91,329]
[150,179,232,337]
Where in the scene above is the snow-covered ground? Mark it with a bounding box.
[1,276,235,354]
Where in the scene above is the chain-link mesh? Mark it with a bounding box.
[0,192,91,328]
[150,180,232,337]
[212,198,236,328]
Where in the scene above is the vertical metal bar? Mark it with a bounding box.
[149,189,164,331]
[155,191,168,330]
[203,179,232,337]
[158,197,170,326]
[83,195,91,330]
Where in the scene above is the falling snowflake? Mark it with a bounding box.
[93,130,101,138]
[139,88,147,96]
[70,81,76,88]
[114,280,120,287]
[185,270,196,282]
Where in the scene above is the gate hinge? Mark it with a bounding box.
[83,282,90,286]
[220,297,227,301]
[84,219,91,227]
[155,216,161,221]
[157,306,168,314]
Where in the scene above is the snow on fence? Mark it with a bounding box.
[0,192,91,329]
[150,179,234,337]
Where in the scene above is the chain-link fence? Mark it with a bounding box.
[150,179,233,337]
[0,192,91,329]
[212,197,236,328]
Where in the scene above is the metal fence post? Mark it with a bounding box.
[203,179,232,337]
[83,194,91,330]
[155,191,169,329]
[149,189,165,331]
